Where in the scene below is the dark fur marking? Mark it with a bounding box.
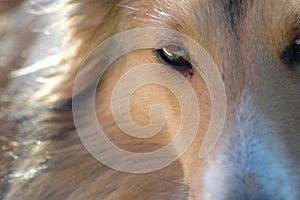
[221,0,253,32]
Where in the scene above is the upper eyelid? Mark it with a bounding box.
[153,30,186,48]
[154,40,186,50]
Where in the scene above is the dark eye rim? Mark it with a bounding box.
[156,48,192,71]
[291,36,300,57]
[281,35,300,71]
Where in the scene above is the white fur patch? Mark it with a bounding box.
[195,89,298,200]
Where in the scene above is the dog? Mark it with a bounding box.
[0,0,299,199]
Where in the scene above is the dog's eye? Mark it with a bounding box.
[282,35,300,70]
[291,36,300,63]
[157,45,192,72]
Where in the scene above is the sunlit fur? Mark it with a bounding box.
[0,0,300,199]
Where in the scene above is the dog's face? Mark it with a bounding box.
[2,0,300,200]
[84,0,300,199]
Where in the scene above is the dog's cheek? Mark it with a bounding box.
[94,52,181,152]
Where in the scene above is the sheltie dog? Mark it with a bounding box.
[0,0,300,199]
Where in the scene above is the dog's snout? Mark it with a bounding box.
[226,190,275,200]
[197,95,297,200]
[201,134,295,200]
[225,172,277,200]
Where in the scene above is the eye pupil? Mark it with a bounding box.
[281,35,300,70]
[162,48,187,63]
[163,48,181,61]
[293,36,300,53]
[295,36,300,46]
[157,45,192,71]
[292,36,300,63]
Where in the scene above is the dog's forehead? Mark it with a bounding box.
[187,0,297,24]
[116,0,299,56]
[122,0,298,33]
[176,0,299,42]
